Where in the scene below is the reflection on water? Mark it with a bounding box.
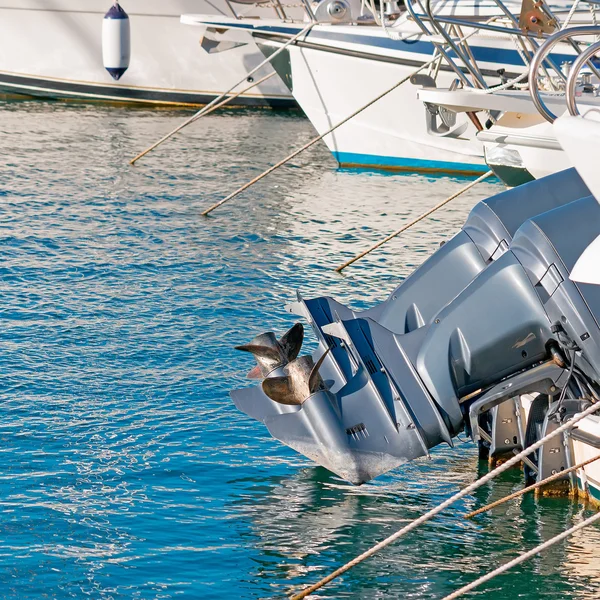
[0,101,598,599]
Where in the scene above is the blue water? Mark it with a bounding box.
[1,101,599,599]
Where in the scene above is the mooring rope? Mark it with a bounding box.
[129,72,276,166]
[200,55,442,216]
[464,452,600,519]
[333,170,494,273]
[130,23,314,165]
[442,510,600,600]
[289,400,600,600]
[200,24,496,217]
[561,0,582,29]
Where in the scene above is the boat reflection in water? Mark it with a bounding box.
[230,448,600,598]
[0,0,299,107]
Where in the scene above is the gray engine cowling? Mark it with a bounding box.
[232,169,600,484]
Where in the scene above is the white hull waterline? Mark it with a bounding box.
[0,1,298,107]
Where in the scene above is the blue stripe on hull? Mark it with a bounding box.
[333,151,489,174]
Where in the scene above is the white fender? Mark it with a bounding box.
[570,235,600,286]
[554,114,600,285]
[102,2,130,81]
[554,114,600,203]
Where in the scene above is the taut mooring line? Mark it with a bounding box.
[129,72,276,166]
[289,400,600,600]
[464,452,600,519]
[442,510,600,600]
[200,55,443,217]
[129,23,315,166]
[334,170,494,273]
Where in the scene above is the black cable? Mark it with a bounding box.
[548,348,577,421]
[549,321,599,412]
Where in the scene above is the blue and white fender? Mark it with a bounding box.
[102,2,131,81]
[554,114,600,285]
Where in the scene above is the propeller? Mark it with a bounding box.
[235,323,304,378]
[262,348,330,406]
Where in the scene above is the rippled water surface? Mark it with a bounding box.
[1,101,599,599]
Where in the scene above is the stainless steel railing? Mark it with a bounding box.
[566,38,600,115]
[529,25,600,122]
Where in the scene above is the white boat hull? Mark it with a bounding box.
[417,87,600,184]
[0,1,296,106]
[482,114,572,182]
[281,41,487,173]
[242,18,549,174]
[182,13,588,173]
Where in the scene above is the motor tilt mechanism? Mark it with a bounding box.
[233,168,600,484]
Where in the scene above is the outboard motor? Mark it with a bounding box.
[233,169,600,484]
